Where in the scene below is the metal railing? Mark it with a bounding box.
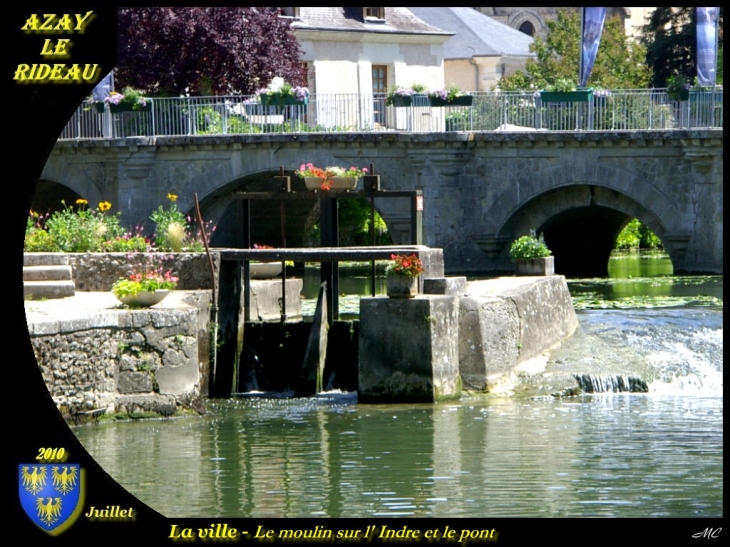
[58,88,723,140]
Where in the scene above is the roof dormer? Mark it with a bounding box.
[363,7,385,22]
[277,7,300,19]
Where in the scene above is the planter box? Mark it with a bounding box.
[390,94,428,107]
[259,94,309,107]
[514,256,554,276]
[429,95,473,107]
[330,177,359,191]
[303,177,327,191]
[94,103,106,114]
[540,88,593,103]
[109,102,152,113]
[386,275,419,298]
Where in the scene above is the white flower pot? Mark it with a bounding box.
[116,290,170,307]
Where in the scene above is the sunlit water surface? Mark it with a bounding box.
[72,253,722,518]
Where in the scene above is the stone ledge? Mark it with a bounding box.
[423,276,467,295]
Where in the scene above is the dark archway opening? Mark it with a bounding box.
[206,172,392,249]
[540,205,628,278]
[207,171,319,249]
[518,21,536,37]
[30,180,83,216]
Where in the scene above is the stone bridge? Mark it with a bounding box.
[39,130,723,276]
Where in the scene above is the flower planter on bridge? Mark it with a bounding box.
[428,96,473,107]
[259,95,309,107]
[540,88,593,103]
[390,94,428,107]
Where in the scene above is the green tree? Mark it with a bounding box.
[499,9,651,91]
[640,7,724,88]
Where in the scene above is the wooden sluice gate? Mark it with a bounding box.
[209,165,444,398]
[212,245,444,397]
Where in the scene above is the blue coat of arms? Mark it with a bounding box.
[19,464,84,534]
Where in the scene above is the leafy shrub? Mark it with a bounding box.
[24,228,57,252]
[150,194,188,251]
[43,200,124,252]
[615,219,641,250]
[509,230,551,260]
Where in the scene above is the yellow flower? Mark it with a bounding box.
[98,201,112,212]
[167,193,178,202]
[29,210,38,217]
[76,198,88,205]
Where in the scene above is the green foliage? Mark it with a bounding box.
[614,219,663,250]
[24,228,56,252]
[149,195,188,251]
[445,110,470,131]
[336,199,392,246]
[111,277,177,298]
[615,218,641,250]
[544,78,577,92]
[499,9,651,91]
[111,255,179,298]
[25,194,214,253]
[638,223,662,249]
[41,200,124,253]
[509,230,552,260]
[193,107,263,135]
[718,46,724,85]
[100,235,149,252]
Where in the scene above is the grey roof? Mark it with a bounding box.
[291,7,452,36]
[408,7,534,58]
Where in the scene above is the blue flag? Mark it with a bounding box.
[91,71,114,102]
[696,7,720,87]
[580,8,606,88]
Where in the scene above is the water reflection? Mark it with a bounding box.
[73,395,723,518]
[607,250,673,278]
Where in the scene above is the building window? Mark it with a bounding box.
[278,8,299,18]
[364,8,385,20]
[518,21,535,37]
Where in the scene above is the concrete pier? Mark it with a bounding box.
[358,276,578,402]
[359,295,461,403]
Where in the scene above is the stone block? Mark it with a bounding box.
[118,371,153,394]
[247,278,303,322]
[359,295,460,403]
[423,276,467,295]
[459,277,578,391]
[459,296,520,391]
[156,359,199,396]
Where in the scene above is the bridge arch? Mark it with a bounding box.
[485,162,687,277]
[31,176,106,215]
[190,169,394,249]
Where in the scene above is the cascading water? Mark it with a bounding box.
[542,272,724,396]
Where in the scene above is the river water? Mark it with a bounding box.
[71,253,723,518]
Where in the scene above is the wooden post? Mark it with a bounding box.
[320,194,339,321]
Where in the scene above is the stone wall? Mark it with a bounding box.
[63,252,218,292]
[27,292,208,418]
[43,130,723,276]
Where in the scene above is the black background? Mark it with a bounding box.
[8,5,723,544]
